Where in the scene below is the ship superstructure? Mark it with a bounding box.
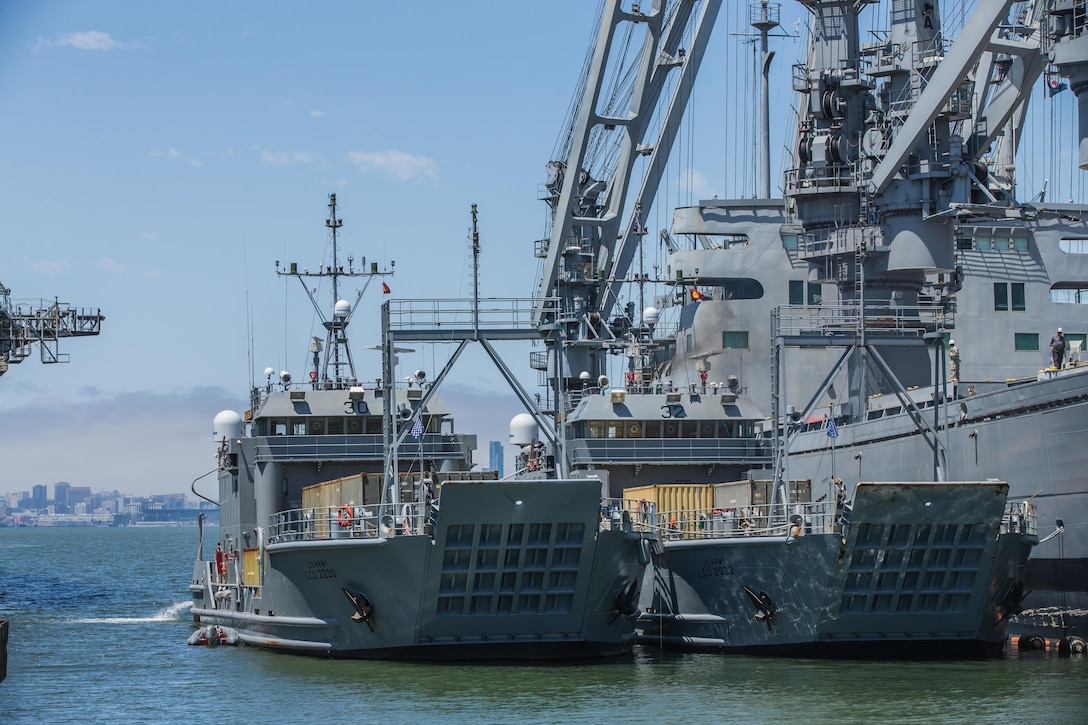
[522,0,1087,650]
[188,198,650,659]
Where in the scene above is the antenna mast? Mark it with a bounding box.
[275,193,394,388]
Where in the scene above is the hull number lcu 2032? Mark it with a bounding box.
[305,559,338,580]
[697,558,735,578]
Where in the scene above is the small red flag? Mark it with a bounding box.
[382,282,391,294]
[690,288,706,301]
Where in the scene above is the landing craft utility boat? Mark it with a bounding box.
[635,480,1038,656]
[516,0,1082,653]
[188,197,650,659]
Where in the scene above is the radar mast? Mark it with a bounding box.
[275,194,394,388]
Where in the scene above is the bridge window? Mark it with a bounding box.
[971,229,1029,251]
[347,418,363,434]
[789,280,822,305]
[722,331,750,349]
[994,283,1025,311]
[709,233,750,249]
[1049,284,1088,304]
[1014,333,1039,351]
[1059,238,1088,254]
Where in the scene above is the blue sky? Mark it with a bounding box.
[1,1,1081,497]
[0,1,615,496]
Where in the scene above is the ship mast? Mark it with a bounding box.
[751,2,781,199]
[276,193,394,388]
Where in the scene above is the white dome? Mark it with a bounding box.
[334,299,351,318]
[509,413,538,447]
[643,306,660,324]
[212,410,243,441]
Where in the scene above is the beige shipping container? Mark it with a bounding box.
[301,473,379,510]
[712,479,811,508]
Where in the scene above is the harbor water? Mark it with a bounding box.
[0,526,1085,724]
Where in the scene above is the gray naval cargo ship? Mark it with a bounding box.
[187,196,650,659]
[520,0,1086,653]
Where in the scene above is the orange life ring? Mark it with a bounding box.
[337,505,353,528]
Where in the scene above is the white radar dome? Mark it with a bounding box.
[212,410,243,442]
[643,306,660,325]
[264,367,275,377]
[509,413,538,447]
[334,300,350,318]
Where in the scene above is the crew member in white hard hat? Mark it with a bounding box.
[948,339,960,380]
[1050,327,1066,369]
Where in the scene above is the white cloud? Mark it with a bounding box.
[35,31,125,53]
[28,258,69,275]
[346,149,438,182]
[310,110,325,118]
[259,150,317,166]
[150,148,203,167]
[680,168,714,198]
[98,257,125,273]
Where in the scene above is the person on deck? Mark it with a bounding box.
[215,543,226,583]
[948,339,960,381]
[1050,328,1066,369]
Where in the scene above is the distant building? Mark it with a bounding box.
[31,484,47,510]
[489,440,503,478]
[54,482,71,514]
[69,486,92,509]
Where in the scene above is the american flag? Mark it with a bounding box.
[411,416,424,439]
[826,418,839,439]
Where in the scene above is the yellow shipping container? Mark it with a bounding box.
[623,483,713,516]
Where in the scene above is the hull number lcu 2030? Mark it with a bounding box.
[305,559,338,580]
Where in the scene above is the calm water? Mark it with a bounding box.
[1,526,1085,724]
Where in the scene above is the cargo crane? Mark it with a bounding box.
[0,280,104,378]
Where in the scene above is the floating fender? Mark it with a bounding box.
[1019,634,1048,650]
[637,538,652,566]
[187,625,239,646]
[1064,636,1087,655]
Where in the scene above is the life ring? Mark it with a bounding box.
[337,505,353,528]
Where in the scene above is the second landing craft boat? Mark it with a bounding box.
[636,481,1037,656]
[188,196,650,659]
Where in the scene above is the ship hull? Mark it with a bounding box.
[636,482,1034,656]
[191,479,647,660]
[784,371,1088,639]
